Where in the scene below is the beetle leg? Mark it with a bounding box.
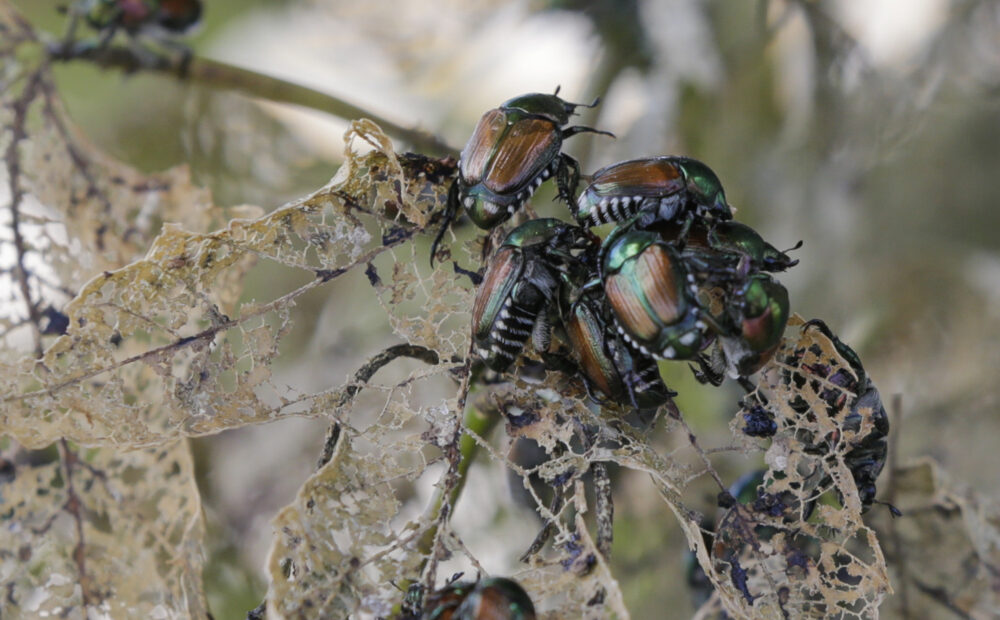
[674,213,696,251]
[59,3,84,52]
[94,20,120,52]
[530,310,552,353]
[555,154,581,204]
[540,351,578,375]
[689,355,725,386]
[580,376,610,408]
[429,181,460,267]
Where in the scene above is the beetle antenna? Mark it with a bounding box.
[874,500,903,518]
[553,84,562,96]
[780,239,804,267]
[562,126,615,140]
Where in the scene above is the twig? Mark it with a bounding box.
[886,393,910,618]
[910,578,973,620]
[46,43,457,156]
[316,343,439,469]
[5,70,44,356]
[58,440,96,607]
[675,411,729,494]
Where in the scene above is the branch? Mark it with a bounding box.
[46,43,457,156]
[316,343,440,469]
[5,69,44,356]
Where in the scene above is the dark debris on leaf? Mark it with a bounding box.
[729,558,755,604]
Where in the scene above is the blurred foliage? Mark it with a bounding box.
[4,0,1000,618]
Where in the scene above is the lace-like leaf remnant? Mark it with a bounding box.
[0,441,207,618]
[872,459,1000,618]
[2,4,911,618]
[1,33,455,450]
[266,432,426,618]
[709,317,891,618]
[2,6,460,618]
[2,9,213,615]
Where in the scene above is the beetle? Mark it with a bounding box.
[717,274,790,380]
[80,0,202,35]
[573,157,732,236]
[401,576,536,620]
[451,577,536,620]
[633,218,796,384]
[560,289,675,412]
[430,90,612,265]
[472,218,595,373]
[639,217,799,282]
[802,319,889,513]
[707,221,801,273]
[596,221,723,361]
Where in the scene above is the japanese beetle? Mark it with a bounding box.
[156,0,202,32]
[453,577,536,620]
[636,218,795,382]
[561,289,675,412]
[718,274,790,379]
[472,218,594,372]
[406,577,536,620]
[431,90,612,264]
[597,222,720,360]
[573,157,732,233]
[803,320,889,513]
[642,218,799,276]
[708,221,800,272]
[81,0,202,35]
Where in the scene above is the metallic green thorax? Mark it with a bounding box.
[501,93,575,124]
[601,226,659,274]
[676,157,730,218]
[709,221,798,271]
[503,217,570,248]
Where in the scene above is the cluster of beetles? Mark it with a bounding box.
[437,90,799,417]
[46,4,894,611]
[412,90,891,618]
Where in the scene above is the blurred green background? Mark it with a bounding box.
[11,0,1000,617]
